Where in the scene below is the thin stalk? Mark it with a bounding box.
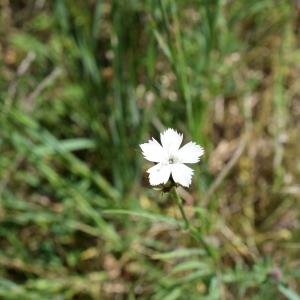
[171,186,189,229]
[171,186,218,260]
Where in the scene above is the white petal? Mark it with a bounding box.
[140,138,166,162]
[178,142,204,164]
[171,163,193,187]
[160,128,183,154]
[147,163,171,186]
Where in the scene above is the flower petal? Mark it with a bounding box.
[160,128,183,154]
[140,138,165,162]
[171,163,193,187]
[147,163,171,186]
[178,142,204,164]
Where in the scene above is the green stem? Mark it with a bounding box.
[171,186,189,229]
[171,186,218,260]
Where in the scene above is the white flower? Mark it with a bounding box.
[140,128,204,187]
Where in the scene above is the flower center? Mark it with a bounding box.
[168,156,177,164]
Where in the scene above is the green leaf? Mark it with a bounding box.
[153,248,205,260]
[278,284,300,300]
[103,209,182,226]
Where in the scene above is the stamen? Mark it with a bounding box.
[168,156,177,164]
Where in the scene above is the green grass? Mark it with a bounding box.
[0,0,300,299]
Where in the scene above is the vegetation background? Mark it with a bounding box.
[0,0,300,299]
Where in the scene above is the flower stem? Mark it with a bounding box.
[171,186,218,260]
[171,186,189,229]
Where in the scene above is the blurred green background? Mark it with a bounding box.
[0,0,300,299]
